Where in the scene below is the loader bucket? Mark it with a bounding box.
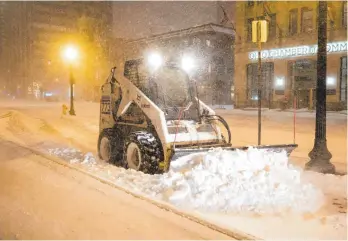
[171,144,298,161]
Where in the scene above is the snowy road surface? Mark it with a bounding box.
[0,140,233,239]
[1,100,345,172]
[0,100,346,239]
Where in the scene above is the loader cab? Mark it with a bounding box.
[100,67,122,131]
[124,57,199,121]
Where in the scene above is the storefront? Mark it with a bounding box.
[288,59,317,109]
[235,41,348,110]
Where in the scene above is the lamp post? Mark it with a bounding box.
[62,45,79,116]
[68,65,75,116]
[305,1,335,174]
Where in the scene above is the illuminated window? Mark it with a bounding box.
[301,7,313,33]
[206,39,211,47]
[340,56,347,102]
[289,9,298,36]
[193,37,201,46]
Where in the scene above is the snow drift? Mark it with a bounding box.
[155,148,324,214]
[0,110,55,134]
[48,146,327,215]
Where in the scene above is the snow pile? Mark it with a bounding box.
[81,152,97,165]
[0,110,56,134]
[153,148,325,214]
[302,171,347,197]
[48,148,96,165]
[46,146,326,215]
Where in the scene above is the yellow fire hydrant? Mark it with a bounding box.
[62,104,68,116]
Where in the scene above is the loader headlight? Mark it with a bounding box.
[147,52,162,69]
[181,55,195,73]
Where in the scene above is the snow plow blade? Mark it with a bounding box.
[172,144,298,161]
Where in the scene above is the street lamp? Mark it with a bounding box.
[305,1,335,174]
[62,44,79,116]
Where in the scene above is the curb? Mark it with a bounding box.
[20,143,260,240]
[239,108,347,115]
[290,155,347,176]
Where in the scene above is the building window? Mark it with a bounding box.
[343,2,347,28]
[213,56,224,65]
[289,9,298,36]
[268,14,277,39]
[247,1,254,7]
[206,39,211,47]
[247,62,274,100]
[193,37,201,46]
[288,59,318,108]
[246,18,253,42]
[340,56,347,102]
[213,56,225,75]
[301,7,313,33]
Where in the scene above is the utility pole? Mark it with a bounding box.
[305,1,335,174]
[253,0,267,145]
[257,21,262,145]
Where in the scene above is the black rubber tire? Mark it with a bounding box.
[97,129,123,165]
[123,131,163,174]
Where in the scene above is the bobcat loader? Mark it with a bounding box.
[98,52,297,174]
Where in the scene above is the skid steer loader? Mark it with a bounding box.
[98,52,297,174]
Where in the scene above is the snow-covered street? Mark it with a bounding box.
[0,140,233,239]
[0,100,346,239]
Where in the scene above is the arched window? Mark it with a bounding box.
[301,7,314,33]
[289,9,298,36]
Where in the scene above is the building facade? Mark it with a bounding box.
[120,23,235,106]
[0,2,112,99]
[112,1,235,39]
[234,1,347,110]
[0,2,5,91]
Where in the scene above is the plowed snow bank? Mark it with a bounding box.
[0,110,56,134]
[157,148,324,214]
[48,147,326,215]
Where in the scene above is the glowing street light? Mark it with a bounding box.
[181,55,195,73]
[62,45,79,63]
[62,44,79,116]
[147,52,162,69]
